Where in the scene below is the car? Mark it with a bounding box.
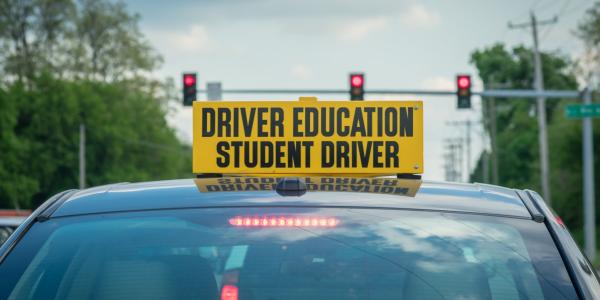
[0,217,26,246]
[0,176,599,300]
[0,210,30,246]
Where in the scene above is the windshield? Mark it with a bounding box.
[0,208,577,300]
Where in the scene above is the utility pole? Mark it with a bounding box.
[443,151,454,182]
[483,78,500,185]
[483,150,490,184]
[582,87,596,261]
[508,12,558,205]
[490,97,499,185]
[466,120,471,181]
[457,141,463,182]
[79,124,86,189]
[447,120,472,182]
[479,115,490,184]
[443,143,454,182]
[443,139,463,182]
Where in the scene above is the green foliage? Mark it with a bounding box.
[0,75,192,208]
[0,84,39,208]
[74,0,162,79]
[577,2,600,47]
[575,2,600,87]
[469,43,594,230]
[0,0,191,209]
[0,0,161,81]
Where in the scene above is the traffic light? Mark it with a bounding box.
[183,73,197,106]
[349,73,364,101]
[456,74,471,109]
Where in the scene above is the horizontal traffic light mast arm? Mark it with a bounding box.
[195,88,581,99]
[478,89,579,99]
[198,89,346,94]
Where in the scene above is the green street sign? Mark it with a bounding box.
[565,104,600,118]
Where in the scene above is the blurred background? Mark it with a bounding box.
[0,0,598,254]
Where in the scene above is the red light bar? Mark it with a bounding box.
[229,216,340,227]
[221,284,238,300]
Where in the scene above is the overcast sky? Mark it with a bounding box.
[127,0,591,181]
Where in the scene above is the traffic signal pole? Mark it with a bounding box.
[583,88,596,261]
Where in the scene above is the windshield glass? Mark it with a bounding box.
[0,208,577,300]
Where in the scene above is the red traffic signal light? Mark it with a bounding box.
[350,74,364,88]
[349,73,364,101]
[183,73,197,106]
[457,75,471,89]
[184,74,196,86]
[456,74,471,109]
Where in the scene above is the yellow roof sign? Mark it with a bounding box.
[193,98,423,175]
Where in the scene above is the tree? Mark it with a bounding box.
[73,0,162,80]
[471,44,577,186]
[0,0,38,80]
[0,83,39,208]
[0,73,192,208]
[0,0,161,81]
[470,44,582,226]
[569,1,600,242]
[0,0,190,208]
[576,2,600,85]
[0,0,75,81]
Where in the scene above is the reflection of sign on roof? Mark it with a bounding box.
[193,98,423,175]
[195,177,422,197]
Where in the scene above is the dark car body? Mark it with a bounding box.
[1,177,599,299]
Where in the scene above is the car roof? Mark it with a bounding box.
[48,178,533,220]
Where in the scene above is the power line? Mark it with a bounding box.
[118,138,190,155]
[539,0,572,43]
[513,0,560,24]
[562,0,592,17]
[536,0,563,14]
[530,0,545,11]
[85,125,190,155]
[556,0,573,16]
[513,0,542,21]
